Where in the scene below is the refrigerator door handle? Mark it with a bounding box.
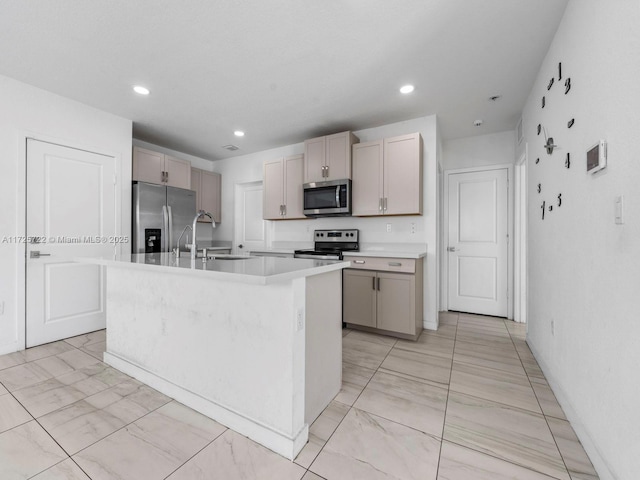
[162,205,169,253]
[167,205,173,253]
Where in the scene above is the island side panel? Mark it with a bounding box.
[103,266,306,459]
[305,270,342,424]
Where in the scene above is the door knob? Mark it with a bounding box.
[447,247,457,252]
[238,244,244,249]
[30,251,51,258]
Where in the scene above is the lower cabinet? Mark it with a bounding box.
[343,256,423,340]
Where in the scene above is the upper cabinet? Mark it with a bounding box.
[133,146,191,189]
[263,154,305,220]
[191,167,222,224]
[352,132,422,216]
[304,131,359,183]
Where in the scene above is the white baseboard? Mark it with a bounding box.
[423,320,438,331]
[104,352,308,460]
[527,340,616,480]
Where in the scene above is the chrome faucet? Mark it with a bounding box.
[174,225,192,256]
[191,210,216,260]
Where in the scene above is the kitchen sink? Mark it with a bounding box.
[206,255,252,260]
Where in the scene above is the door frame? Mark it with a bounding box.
[15,131,124,351]
[513,145,528,323]
[442,163,514,319]
[233,180,268,254]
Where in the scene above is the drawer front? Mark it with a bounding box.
[344,256,415,274]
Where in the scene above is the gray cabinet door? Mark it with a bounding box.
[377,272,415,335]
[343,269,377,328]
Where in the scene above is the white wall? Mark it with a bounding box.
[211,115,440,329]
[0,75,132,354]
[443,130,515,170]
[522,1,640,479]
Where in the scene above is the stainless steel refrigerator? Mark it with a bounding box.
[132,181,196,254]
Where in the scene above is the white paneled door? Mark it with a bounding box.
[447,168,508,317]
[234,181,266,254]
[26,139,116,347]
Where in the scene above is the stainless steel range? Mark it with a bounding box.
[294,229,359,260]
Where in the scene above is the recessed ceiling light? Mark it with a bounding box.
[234,130,245,137]
[133,85,150,95]
[399,84,415,94]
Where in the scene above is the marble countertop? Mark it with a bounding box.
[79,253,349,285]
[343,250,426,259]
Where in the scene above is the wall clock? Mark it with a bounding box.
[535,61,574,220]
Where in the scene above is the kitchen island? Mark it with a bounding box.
[81,253,348,460]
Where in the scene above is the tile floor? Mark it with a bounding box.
[0,313,599,480]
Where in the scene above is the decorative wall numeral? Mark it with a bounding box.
[557,193,562,207]
[567,118,575,128]
[547,77,555,90]
[565,153,571,169]
[548,204,553,212]
[542,96,546,108]
[565,78,571,94]
[535,157,540,164]
[558,62,562,80]
[537,124,542,135]
[541,201,546,220]
[537,183,542,193]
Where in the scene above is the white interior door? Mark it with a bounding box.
[234,181,265,254]
[26,139,116,347]
[447,168,508,317]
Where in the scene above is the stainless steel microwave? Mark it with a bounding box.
[303,179,351,217]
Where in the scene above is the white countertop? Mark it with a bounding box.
[79,253,349,285]
[343,250,426,259]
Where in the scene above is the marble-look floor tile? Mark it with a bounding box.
[310,408,441,480]
[80,341,106,361]
[22,341,76,362]
[456,323,510,338]
[354,370,447,437]
[0,383,7,395]
[0,421,68,479]
[449,361,542,414]
[31,458,91,479]
[342,336,393,370]
[64,330,106,349]
[13,378,86,418]
[302,472,326,480]
[33,355,78,379]
[0,351,26,371]
[334,362,375,406]
[453,341,526,376]
[380,348,452,387]
[342,328,352,337]
[438,441,559,480]
[0,362,52,391]
[444,392,569,480]
[425,324,457,339]
[346,329,398,347]
[0,393,32,433]
[395,333,455,359]
[167,429,306,480]
[39,399,126,455]
[531,380,566,420]
[546,417,599,480]
[296,400,350,468]
[74,401,225,480]
[455,330,514,349]
[54,349,102,371]
[438,311,459,325]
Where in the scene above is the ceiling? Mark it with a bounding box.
[1,0,568,161]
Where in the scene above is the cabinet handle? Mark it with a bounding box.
[166,171,169,183]
[353,260,365,264]
[388,262,402,267]
[326,165,329,177]
[372,276,376,290]
[283,204,286,216]
[376,277,381,291]
[321,165,325,177]
[378,198,383,212]
[384,197,388,212]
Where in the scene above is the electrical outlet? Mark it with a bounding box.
[410,223,416,234]
[296,309,304,331]
[386,223,392,233]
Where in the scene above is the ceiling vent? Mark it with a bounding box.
[221,144,240,151]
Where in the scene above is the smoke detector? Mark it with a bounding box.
[222,144,240,151]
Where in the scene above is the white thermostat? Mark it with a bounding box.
[587,140,607,174]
